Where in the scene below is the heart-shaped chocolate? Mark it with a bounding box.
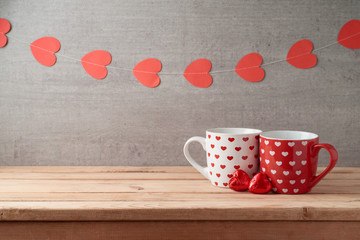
[248,172,272,194]
[228,170,250,191]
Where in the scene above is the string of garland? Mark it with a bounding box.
[0,18,359,88]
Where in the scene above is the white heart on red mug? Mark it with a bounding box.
[288,142,295,147]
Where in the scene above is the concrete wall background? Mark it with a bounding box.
[0,0,359,166]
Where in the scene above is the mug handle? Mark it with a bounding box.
[183,137,210,180]
[310,143,338,188]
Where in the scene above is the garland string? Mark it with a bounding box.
[3,32,360,75]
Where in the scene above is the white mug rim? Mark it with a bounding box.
[206,128,262,135]
[260,130,319,141]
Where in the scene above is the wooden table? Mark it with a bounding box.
[0,166,359,240]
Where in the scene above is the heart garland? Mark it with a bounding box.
[235,53,265,82]
[30,37,61,67]
[183,59,212,88]
[286,39,317,69]
[338,19,360,49]
[81,50,112,79]
[0,18,359,86]
[0,18,11,48]
[133,58,162,87]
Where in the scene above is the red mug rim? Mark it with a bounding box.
[260,130,319,141]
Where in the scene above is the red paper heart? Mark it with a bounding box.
[338,19,360,49]
[227,156,233,161]
[287,39,317,69]
[81,50,112,79]
[235,147,241,151]
[248,172,272,194]
[229,170,250,191]
[133,58,162,88]
[234,165,240,170]
[216,136,221,141]
[0,18,11,48]
[235,53,265,82]
[183,59,212,88]
[228,138,235,142]
[30,37,61,67]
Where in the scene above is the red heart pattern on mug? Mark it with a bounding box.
[206,133,260,188]
[30,37,61,67]
[183,59,212,88]
[338,19,360,49]
[133,58,162,88]
[286,39,317,69]
[235,53,265,82]
[81,50,112,79]
[0,18,11,48]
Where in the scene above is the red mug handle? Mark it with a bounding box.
[310,143,338,188]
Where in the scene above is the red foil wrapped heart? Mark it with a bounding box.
[229,170,250,191]
[249,172,272,194]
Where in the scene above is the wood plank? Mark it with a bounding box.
[0,192,358,202]
[0,179,358,193]
[0,221,358,240]
[0,199,359,221]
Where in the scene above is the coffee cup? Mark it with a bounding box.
[259,130,338,194]
[184,128,262,187]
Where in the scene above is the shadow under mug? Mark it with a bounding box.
[260,130,338,194]
[184,128,262,188]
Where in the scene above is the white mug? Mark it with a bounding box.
[184,128,262,188]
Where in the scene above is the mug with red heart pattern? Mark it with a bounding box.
[184,128,262,188]
[260,130,338,194]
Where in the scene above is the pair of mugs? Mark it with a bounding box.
[184,128,338,194]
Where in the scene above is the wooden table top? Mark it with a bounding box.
[0,166,359,222]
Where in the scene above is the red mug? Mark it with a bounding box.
[260,130,338,194]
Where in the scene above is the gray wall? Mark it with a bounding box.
[0,0,359,166]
